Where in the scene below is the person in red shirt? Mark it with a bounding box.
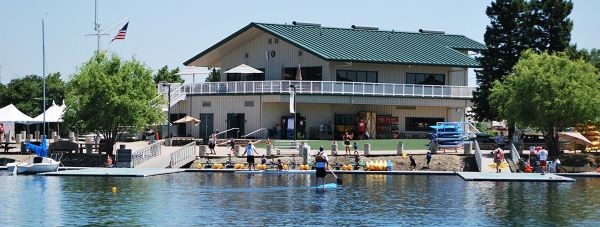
[357,119,366,140]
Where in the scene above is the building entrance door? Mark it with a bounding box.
[226,113,245,138]
[199,113,214,142]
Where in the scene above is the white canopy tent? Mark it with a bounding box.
[0,104,35,123]
[32,101,66,123]
[0,104,35,141]
[224,64,263,74]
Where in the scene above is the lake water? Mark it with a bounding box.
[1,172,599,226]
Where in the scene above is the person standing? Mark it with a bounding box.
[242,142,260,171]
[409,155,417,171]
[343,131,352,155]
[208,131,217,155]
[495,132,505,149]
[493,145,505,173]
[314,149,329,187]
[426,151,432,169]
[538,147,549,174]
[358,119,366,140]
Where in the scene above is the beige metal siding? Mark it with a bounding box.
[171,93,471,135]
[221,32,329,81]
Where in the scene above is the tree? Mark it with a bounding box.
[0,82,9,108]
[205,68,221,82]
[64,52,165,154]
[153,65,183,84]
[2,73,66,117]
[567,45,600,70]
[473,0,573,122]
[473,0,528,122]
[490,50,600,157]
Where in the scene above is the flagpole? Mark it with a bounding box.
[42,20,46,137]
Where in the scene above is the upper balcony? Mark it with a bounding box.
[161,80,475,99]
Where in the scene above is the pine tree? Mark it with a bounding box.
[205,68,221,82]
[472,0,527,122]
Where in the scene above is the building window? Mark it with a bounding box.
[274,38,279,44]
[202,102,211,107]
[336,70,378,83]
[244,101,254,107]
[298,50,302,56]
[268,38,272,44]
[405,117,444,131]
[283,66,322,81]
[244,52,248,59]
[227,68,265,81]
[406,73,445,85]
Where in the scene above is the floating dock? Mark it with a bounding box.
[40,168,185,177]
[458,172,575,182]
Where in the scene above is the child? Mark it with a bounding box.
[409,155,416,171]
[353,142,359,154]
[276,159,283,171]
[261,155,267,165]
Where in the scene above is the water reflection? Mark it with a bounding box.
[1,173,600,226]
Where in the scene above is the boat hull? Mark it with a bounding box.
[7,157,60,174]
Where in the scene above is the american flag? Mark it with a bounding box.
[111,22,129,42]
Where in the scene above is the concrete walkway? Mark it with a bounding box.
[480,150,511,173]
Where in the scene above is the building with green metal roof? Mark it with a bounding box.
[166,22,483,141]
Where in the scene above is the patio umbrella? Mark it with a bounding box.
[173,115,201,126]
[558,132,593,146]
[224,64,263,74]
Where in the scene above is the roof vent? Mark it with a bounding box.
[292,21,321,27]
[418,29,445,34]
[351,25,379,31]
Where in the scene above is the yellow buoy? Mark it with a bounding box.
[112,187,117,193]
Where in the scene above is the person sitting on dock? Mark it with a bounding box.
[261,155,267,165]
[242,142,260,171]
[493,145,505,173]
[105,155,115,168]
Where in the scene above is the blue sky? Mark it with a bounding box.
[0,0,598,85]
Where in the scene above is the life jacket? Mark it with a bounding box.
[494,150,502,159]
[315,153,326,168]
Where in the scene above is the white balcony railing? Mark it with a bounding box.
[172,81,474,99]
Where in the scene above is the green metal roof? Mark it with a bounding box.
[185,22,484,67]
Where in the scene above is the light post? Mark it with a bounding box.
[290,84,297,140]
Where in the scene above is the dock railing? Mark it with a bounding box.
[169,142,196,168]
[176,80,475,99]
[132,141,164,167]
[474,140,483,171]
[241,128,267,139]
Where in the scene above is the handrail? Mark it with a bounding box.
[510,143,521,163]
[169,142,196,168]
[215,128,239,138]
[473,140,482,172]
[174,80,475,99]
[241,128,267,138]
[131,140,164,167]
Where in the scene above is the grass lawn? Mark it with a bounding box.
[255,139,429,150]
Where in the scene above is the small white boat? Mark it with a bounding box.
[7,156,60,174]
